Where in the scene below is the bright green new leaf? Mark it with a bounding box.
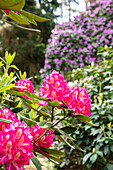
[0,84,14,93]
[0,0,25,10]
[18,9,50,22]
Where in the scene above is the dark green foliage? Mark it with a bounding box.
[62,47,113,169]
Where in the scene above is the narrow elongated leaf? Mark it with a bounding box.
[0,84,14,93]
[36,150,65,163]
[69,114,92,121]
[38,120,52,128]
[0,118,13,123]
[40,147,65,157]
[10,65,19,70]
[0,75,8,88]
[11,107,23,113]
[20,13,37,25]
[56,135,75,149]
[24,91,50,101]
[60,127,77,134]
[30,154,42,170]
[7,11,30,25]
[18,9,49,22]
[7,90,24,96]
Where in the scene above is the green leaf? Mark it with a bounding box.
[18,9,49,22]
[69,114,92,121]
[0,118,13,123]
[7,90,24,96]
[7,11,30,25]
[24,91,50,101]
[36,150,65,163]
[0,84,14,93]
[10,65,19,70]
[0,0,25,10]
[104,145,109,155]
[40,147,65,157]
[60,127,77,134]
[56,135,75,149]
[0,75,8,88]
[38,120,52,128]
[20,13,37,25]
[106,163,113,170]
[90,154,97,164]
[30,154,42,170]
[82,153,93,165]
[48,101,61,107]
[11,107,23,113]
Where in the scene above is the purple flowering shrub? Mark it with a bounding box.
[41,0,113,78]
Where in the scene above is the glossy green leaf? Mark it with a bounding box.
[24,91,50,101]
[0,118,13,123]
[56,135,75,149]
[30,154,42,170]
[69,114,92,121]
[48,101,61,107]
[40,147,65,157]
[90,154,97,164]
[7,90,24,96]
[11,107,23,113]
[36,150,65,163]
[0,84,14,93]
[6,11,30,25]
[0,0,25,10]
[82,153,92,165]
[18,9,49,22]
[0,75,8,88]
[10,65,19,70]
[20,13,37,25]
[38,120,52,128]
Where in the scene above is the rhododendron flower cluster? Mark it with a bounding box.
[38,71,91,116]
[0,121,33,170]
[31,124,54,151]
[0,108,18,131]
[63,86,91,116]
[14,78,34,99]
[38,70,69,105]
[0,108,55,169]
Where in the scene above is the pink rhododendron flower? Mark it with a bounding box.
[31,124,54,152]
[0,108,18,131]
[14,78,34,99]
[63,86,91,116]
[0,121,33,170]
[3,10,19,15]
[38,70,69,106]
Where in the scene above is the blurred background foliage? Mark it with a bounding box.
[0,0,60,85]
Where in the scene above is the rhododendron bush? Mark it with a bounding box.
[41,0,113,78]
[0,51,96,170]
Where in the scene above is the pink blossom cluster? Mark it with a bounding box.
[0,108,54,169]
[14,78,34,99]
[63,86,91,116]
[0,108,18,132]
[31,124,54,151]
[38,70,69,105]
[39,71,91,116]
[0,121,33,170]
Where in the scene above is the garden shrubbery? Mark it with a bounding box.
[41,0,113,78]
[58,47,113,170]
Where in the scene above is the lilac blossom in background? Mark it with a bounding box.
[40,0,113,78]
